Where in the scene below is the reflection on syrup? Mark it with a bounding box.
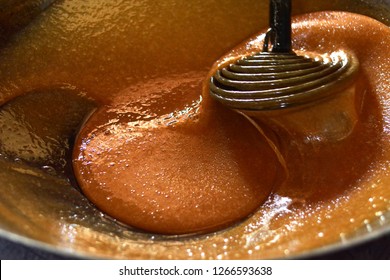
[247,75,377,203]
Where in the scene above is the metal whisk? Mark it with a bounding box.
[209,0,359,110]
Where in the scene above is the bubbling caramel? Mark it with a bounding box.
[73,73,279,234]
[73,11,390,237]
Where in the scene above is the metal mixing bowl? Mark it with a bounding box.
[0,0,389,259]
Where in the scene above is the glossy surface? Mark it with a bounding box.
[0,0,56,47]
[73,73,278,234]
[0,86,95,175]
[0,0,389,259]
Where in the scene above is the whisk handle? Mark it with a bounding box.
[269,0,292,53]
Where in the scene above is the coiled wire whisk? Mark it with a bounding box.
[209,0,359,111]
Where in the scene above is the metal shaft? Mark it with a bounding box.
[269,0,292,53]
